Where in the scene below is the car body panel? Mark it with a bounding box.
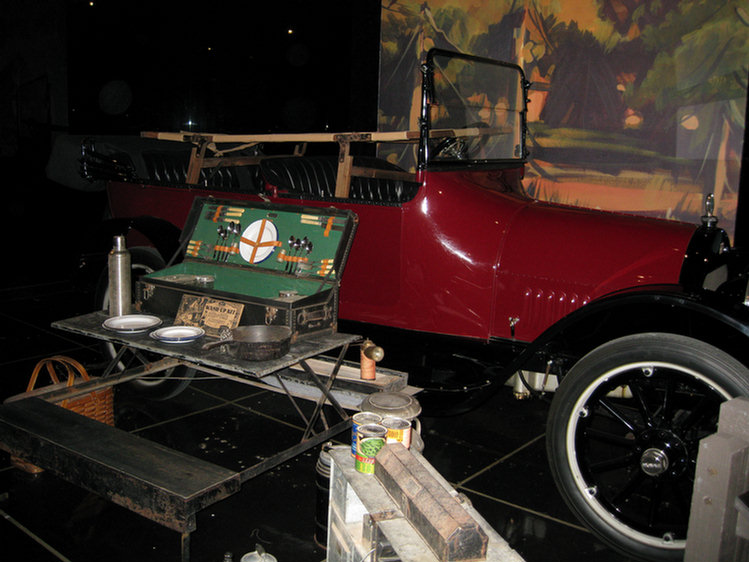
[495,199,694,341]
[107,182,226,228]
[107,162,696,345]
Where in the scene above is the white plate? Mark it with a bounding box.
[239,219,278,264]
[150,326,205,343]
[102,314,162,333]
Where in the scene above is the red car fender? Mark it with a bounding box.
[495,201,696,342]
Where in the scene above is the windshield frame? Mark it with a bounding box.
[418,48,529,171]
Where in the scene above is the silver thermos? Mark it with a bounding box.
[108,235,132,316]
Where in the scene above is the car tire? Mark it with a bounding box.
[546,333,749,561]
[96,245,195,400]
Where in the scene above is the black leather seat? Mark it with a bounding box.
[260,156,418,203]
[142,151,239,190]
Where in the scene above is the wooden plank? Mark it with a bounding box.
[336,154,353,199]
[186,141,208,184]
[0,398,240,533]
[375,444,489,562]
[686,433,749,561]
[143,131,347,144]
[328,447,525,562]
[295,357,405,388]
[686,397,749,561]
[141,127,510,146]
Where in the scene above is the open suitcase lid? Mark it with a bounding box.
[175,197,358,285]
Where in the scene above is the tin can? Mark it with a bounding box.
[382,416,412,449]
[355,424,387,474]
[351,412,382,456]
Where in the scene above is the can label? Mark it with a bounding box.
[355,437,385,473]
[355,424,387,474]
[382,417,412,449]
[351,412,382,456]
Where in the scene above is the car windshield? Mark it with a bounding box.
[427,50,526,164]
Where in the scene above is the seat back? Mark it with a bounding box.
[260,156,419,203]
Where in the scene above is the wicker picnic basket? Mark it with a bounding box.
[8,355,115,473]
[26,355,115,425]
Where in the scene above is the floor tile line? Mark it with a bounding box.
[128,389,309,436]
[192,383,268,403]
[455,485,591,533]
[192,385,309,432]
[456,433,545,487]
[128,401,236,434]
[424,430,508,458]
[122,383,267,434]
[233,401,307,432]
[193,382,346,435]
[1,506,73,561]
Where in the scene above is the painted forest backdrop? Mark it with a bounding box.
[378,0,748,239]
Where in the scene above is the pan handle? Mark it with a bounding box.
[201,338,234,351]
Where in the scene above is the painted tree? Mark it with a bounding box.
[624,0,749,220]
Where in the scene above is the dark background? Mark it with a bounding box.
[2,0,382,165]
[64,0,382,135]
[1,0,382,287]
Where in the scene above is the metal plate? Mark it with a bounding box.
[102,314,162,333]
[150,326,205,343]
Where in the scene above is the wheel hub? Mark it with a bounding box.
[638,429,689,478]
[640,448,669,476]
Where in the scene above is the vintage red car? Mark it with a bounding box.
[55,49,749,561]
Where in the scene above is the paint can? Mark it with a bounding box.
[382,416,412,449]
[351,412,382,456]
[355,423,387,474]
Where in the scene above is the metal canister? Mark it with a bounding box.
[108,235,131,316]
[314,442,337,549]
[355,423,387,474]
[382,416,412,449]
[351,412,382,456]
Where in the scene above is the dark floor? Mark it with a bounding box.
[0,175,635,562]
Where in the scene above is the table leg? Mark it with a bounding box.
[181,531,191,562]
[301,344,351,440]
[101,345,129,377]
[274,373,311,426]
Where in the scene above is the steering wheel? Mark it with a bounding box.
[431,122,490,160]
[432,136,469,159]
